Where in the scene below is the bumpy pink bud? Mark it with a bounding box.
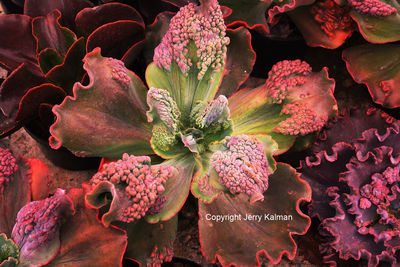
[153,0,229,79]
[275,103,327,135]
[108,58,131,90]
[90,153,173,223]
[11,189,73,258]
[211,135,270,203]
[348,0,397,16]
[0,148,18,193]
[266,59,312,104]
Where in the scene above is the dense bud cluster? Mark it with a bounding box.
[211,135,270,203]
[0,148,17,192]
[108,58,131,90]
[11,189,73,254]
[348,0,397,16]
[310,0,353,37]
[266,60,312,104]
[153,0,229,79]
[276,103,326,135]
[90,154,173,222]
[147,88,181,152]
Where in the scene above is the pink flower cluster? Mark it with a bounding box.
[90,153,173,222]
[266,59,312,104]
[0,148,18,192]
[276,103,326,135]
[348,0,397,16]
[11,189,73,254]
[153,0,229,79]
[211,135,270,203]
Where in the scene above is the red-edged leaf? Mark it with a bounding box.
[86,20,145,60]
[123,216,177,266]
[0,63,45,118]
[0,14,37,71]
[350,1,400,43]
[45,37,86,94]
[75,3,144,37]
[146,156,196,223]
[218,27,255,98]
[220,0,273,33]
[24,0,93,29]
[288,0,354,49]
[32,10,76,56]
[15,83,66,122]
[199,163,311,266]
[49,48,153,158]
[343,44,400,108]
[46,188,127,267]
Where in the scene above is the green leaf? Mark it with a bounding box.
[38,48,63,74]
[146,155,196,222]
[146,59,224,119]
[50,48,153,158]
[350,0,400,43]
[199,163,311,266]
[229,86,296,153]
[343,44,400,108]
[0,234,19,267]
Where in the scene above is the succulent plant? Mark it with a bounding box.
[46,0,338,264]
[299,107,400,266]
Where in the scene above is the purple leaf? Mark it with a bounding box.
[24,0,93,29]
[86,21,145,60]
[0,14,37,71]
[32,10,76,56]
[75,3,144,37]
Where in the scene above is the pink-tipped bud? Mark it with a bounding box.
[348,0,397,16]
[153,0,229,79]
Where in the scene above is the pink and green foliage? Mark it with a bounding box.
[0,0,145,138]
[299,107,400,266]
[343,44,400,108]
[288,0,355,49]
[347,0,400,43]
[48,0,338,264]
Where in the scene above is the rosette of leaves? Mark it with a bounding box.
[299,107,400,266]
[0,0,146,139]
[343,44,400,109]
[0,147,127,266]
[48,0,337,265]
